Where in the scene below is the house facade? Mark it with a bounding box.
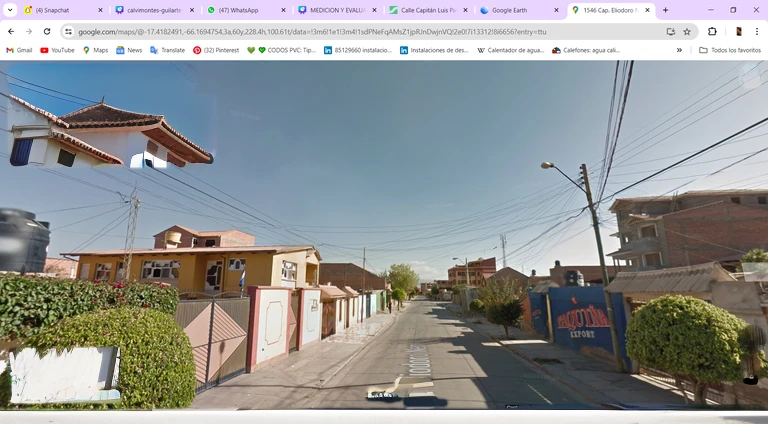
[62,227,320,294]
[6,95,213,168]
[448,257,496,285]
[608,191,768,272]
[153,225,256,249]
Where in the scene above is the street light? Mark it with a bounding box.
[453,257,470,286]
[542,161,625,373]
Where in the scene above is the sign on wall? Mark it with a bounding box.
[555,302,611,339]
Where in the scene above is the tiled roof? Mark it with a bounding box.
[605,262,735,294]
[50,131,124,165]
[58,102,213,163]
[342,286,359,297]
[62,245,316,257]
[10,95,70,128]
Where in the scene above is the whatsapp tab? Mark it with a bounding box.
[566,3,657,22]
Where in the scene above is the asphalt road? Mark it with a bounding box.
[301,298,595,409]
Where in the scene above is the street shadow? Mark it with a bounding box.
[427,303,694,410]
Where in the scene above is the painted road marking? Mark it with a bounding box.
[412,382,434,389]
[409,391,435,397]
[527,383,553,405]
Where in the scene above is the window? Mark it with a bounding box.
[57,149,76,167]
[10,139,33,166]
[640,225,657,238]
[282,261,297,281]
[731,197,741,204]
[95,263,112,281]
[79,263,91,280]
[759,197,767,205]
[192,237,199,246]
[141,260,181,279]
[204,239,216,247]
[643,253,663,267]
[229,258,246,270]
[115,262,126,281]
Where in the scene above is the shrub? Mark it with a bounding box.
[452,285,466,295]
[469,299,485,312]
[626,295,767,404]
[430,287,439,297]
[0,274,178,341]
[486,300,523,339]
[19,307,196,409]
[478,280,523,309]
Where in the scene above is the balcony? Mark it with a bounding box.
[609,237,661,259]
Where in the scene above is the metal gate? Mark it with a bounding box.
[289,292,299,352]
[175,292,251,393]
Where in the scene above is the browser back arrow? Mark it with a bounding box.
[7,28,13,35]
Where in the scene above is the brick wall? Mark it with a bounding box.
[319,263,387,291]
[662,202,768,267]
[219,231,256,247]
[153,227,198,248]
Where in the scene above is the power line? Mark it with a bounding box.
[36,202,122,214]
[598,60,635,202]
[7,83,92,107]
[601,116,768,203]
[69,208,131,253]
[597,61,622,193]
[52,205,127,230]
[0,70,99,103]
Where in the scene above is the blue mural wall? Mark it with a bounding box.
[547,286,630,367]
[528,290,550,340]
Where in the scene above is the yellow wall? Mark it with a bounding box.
[76,249,318,293]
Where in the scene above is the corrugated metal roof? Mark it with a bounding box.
[319,285,347,300]
[531,280,559,294]
[604,262,736,294]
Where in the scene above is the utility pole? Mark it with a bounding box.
[500,234,508,268]
[121,184,140,282]
[465,257,469,286]
[362,247,366,323]
[581,163,625,373]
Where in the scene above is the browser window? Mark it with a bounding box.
[1,0,768,420]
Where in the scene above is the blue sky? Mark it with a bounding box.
[1,61,767,280]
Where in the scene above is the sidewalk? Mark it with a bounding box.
[190,305,407,410]
[442,303,688,407]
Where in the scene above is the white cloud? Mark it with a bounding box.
[409,261,443,280]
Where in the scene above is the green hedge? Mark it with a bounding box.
[0,274,178,341]
[20,307,196,409]
[469,299,485,312]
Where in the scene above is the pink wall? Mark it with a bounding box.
[299,288,322,348]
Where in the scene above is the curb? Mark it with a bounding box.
[443,305,606,407]
[318,311,402,389]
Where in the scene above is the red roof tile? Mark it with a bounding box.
[59,102,213,163]
[10,95,70,128]
[51,131,124,165]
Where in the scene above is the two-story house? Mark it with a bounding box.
[6,95,214,168]
[62,225,321,294]
[607,190,768,272]
[447,257,497,285]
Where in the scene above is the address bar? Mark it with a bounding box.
[60,23,701,40]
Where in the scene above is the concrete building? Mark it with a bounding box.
[448,257,496,285]
[607,190,768,272]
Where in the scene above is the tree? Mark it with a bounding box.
[477,279,524,309]
[430,287,440,298]
[388,264,419,293]
[391,288,406,310]
[626,295,767,404]
[737,248,768,272]
[486,300,522,339]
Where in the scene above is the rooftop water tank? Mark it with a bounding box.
[0,208,51,274]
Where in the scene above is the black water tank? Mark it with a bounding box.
[0,208,51,273]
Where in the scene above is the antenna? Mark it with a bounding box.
[122,183,140,282]
[500,234,507,268]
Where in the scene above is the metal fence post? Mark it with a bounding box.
[204,298,216,389]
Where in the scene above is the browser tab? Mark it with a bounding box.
[566,3,657,22]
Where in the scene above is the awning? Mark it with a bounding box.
[605,262,736,294]
[342,286,359,297]
[319,285,347,301]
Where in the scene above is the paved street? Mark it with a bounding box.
[300,298,593,409]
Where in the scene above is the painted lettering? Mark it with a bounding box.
[556,305,610,331]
